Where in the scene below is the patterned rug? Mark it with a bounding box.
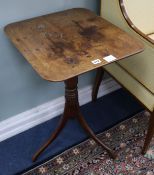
[22,111,154,175]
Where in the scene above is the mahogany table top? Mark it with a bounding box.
[5,8,144,81]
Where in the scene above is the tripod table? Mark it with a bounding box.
[4,8,144,161]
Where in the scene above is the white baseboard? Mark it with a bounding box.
[0,78,121,142]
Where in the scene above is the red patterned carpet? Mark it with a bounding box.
[22,111,154,175]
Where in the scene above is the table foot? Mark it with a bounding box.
[77,112,117,159]
[32,76,116,161]
[32,108,69,162]
[32,77,79,162]
[92,68,104,101]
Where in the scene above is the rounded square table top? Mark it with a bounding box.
[5,8,144,81]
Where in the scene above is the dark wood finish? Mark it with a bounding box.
[5,8,143,82]
[118,0,154,94]
[118,0,154,152]
[93,67,154,154]
[4,8,144,161]
[92,0,154,154]
[92,68,104,101]
[119,0,154,44]
[142,111,154,154]
[32,77,116,161]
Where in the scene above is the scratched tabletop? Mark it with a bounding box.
[5,8,144,81]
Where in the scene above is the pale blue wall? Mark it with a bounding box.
[0,0,100,121]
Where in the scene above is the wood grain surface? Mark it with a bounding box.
[5,8,144,81]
